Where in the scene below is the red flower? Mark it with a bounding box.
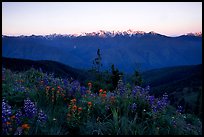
[102,94,106,97]
[78,107,82,112]
[99,89,103,93]
[87,102,92,107]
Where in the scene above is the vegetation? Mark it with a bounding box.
[2,67,202,135]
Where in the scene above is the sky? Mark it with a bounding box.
[2,2,202,36]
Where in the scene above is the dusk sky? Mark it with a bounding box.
[2,2,202,36]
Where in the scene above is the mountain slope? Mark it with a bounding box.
[141,64,202,117]
[2,57,93,83]
[2,31,202,73]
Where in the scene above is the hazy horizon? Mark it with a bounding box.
[2,2,202,37]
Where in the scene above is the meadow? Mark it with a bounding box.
[2,67,202,135]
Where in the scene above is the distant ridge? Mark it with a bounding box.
[2,29,202,38]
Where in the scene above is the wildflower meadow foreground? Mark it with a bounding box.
[2,67,202,135]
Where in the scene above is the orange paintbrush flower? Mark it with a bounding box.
[88,82,92,87]
[46,86,50,91]
[6,122,11,125]
[99,89,103,93]
[11,115,15,119]
[78,107,82,112]
[102,93,106,97]
[21,124,30,129]
[87,102,92,107]
[71,98,76,103]
[72,105,77,111]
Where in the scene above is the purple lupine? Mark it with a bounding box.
[145,85,150,92]
[132,89,137,97]
[24,98,37,118]
[63,78,69,87]
[15,109,24,126]
[2,99,12,118]
[80,86,86,96]
[156,100,163,110]
[2,99,12,135]
[131,103,137,112]
[37,109,47,123]
[176,105,183,113]
[148,95,155,106]
[117,79,126,95]
[71,80,80,92]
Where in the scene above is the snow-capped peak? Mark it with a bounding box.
[186,32,202,37]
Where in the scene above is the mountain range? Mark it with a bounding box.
[2,30,202,73]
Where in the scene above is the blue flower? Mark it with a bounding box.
[24,98,37,118]
[37,109,47,123]
[15,109,24,126]
[117,79,126,95]
[176,105,183,113]
[131,103,137,112]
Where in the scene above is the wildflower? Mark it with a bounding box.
[148,96,155,106]
[71,99,76,103]
[61,93,65,97]
[131,103,137,112]
[87,102,92,107]
[46,86,50,91]
[64,98,66,101]
[11,115,15,119]
[88,82,92,87]
[51,88,55,91]
[40,80,44,84]
[99,89,103,93]
[2,99,12,117]
[78,107,82,113]
[72,105,77,111]
[15,109,23,126]
[86,90,91,94]
[103,90,106,94]
[117,79,126,95]
[57,90,60,94]
[6,122,11,125]
[24,98,37,118]
[102,93,106,98]
[57,86,61,89]
[21,124,30,129]
[176,105,183,113]
[37,109,47,123]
